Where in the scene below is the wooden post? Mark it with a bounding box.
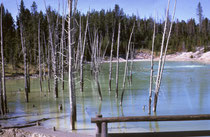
[96,114,102,137]
[101,122,108,137]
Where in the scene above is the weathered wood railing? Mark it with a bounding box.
[91,114,210,137]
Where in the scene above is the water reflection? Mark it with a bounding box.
[3,61,210,133]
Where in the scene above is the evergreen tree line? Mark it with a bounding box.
[1,2,210,67]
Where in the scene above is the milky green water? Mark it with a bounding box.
[2,61,210,134]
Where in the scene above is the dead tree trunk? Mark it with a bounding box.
[129,43,135,84]
[38,19,42,92]
[47,43,51,93]
[26,60,30,93]
[149,18,156,115]
[102,40,109,62]
[153,0,177,112]
[1,4,7,113]
[52,27,58,98]
[108,29,115,92]
[43,32,47,80]
[153,0,175,112]
[115,22,121,98]
[80,14,89,92]
[68,0,77,130]
[44,0,58,98]
[53,4,60,98]
[0,72,4,115]
[95,33,102,101]
[60,4,66,90]
[20,24,29,103]
[120,23,135,106]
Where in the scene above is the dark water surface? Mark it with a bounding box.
[2,61,210,134]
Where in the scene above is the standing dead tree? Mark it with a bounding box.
[1,3,7,113]
[38,19,42,92]
[60,0,66,90]
[53,2,60,98]
[153,0,177,112]
[79,13,89,92]
[94,32,103,101]
[20,23,29,102]
[108,28,115,92]
[75,20,81,72]
[115,22,121,98]
[148,17,156,114]
[129,42,135,84]
[0,72,3,115]
[120,22,135,106]
[68,0,77,130]
[17,1,30,102]
[42,32,47,80]
[44,0,59,98]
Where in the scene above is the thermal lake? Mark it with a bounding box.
[2,61,210,134]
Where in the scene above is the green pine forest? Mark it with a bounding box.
[1,1,210,69]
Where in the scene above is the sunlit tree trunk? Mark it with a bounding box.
[68,0,77,130]
[149,18,156,114]
[60,3,66,90]
[20,24,29,102]
[1,3,7,113]
[44,0,58,97]
[95,33,102,101]
[38,19,42,92]
[43,32,47,80]
[153,0,176,112]
[129,43,135,84]
[53,3,60,98]
[47,42,51,93]
[120,23,135,106]
[115,22,121,98]
[0,72,3,115]
[80,14,89,93]
[108,29,115,92]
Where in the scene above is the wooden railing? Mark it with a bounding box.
[91,114,210,137]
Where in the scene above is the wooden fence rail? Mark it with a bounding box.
[91,114,210,137]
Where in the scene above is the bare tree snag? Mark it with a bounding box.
[1,3,7,113]
[149,17,156,114]
[20,23,29,103]
[60,1,66,90]
[68,0,77,130]
[120,23,135,106]
[129,42,135,84]
[158,0,177,90]
[93,32,103,101]
[153,0,176,112]
[0,71,4,115]
[38,19,43,92]
[47,42,51,93]
[44,0,58,98]
[108,28,115,92]
[115,22,121,98]
[80,13,89,92]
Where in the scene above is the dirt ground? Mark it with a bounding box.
[0,127,94,137]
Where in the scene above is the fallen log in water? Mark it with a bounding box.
[0,114,35,120]
[26,118,50,124]
[2,123,36,129]
[1,118,50,129]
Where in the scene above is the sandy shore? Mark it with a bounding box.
[104,48,210,64]
[0,126,94,137]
